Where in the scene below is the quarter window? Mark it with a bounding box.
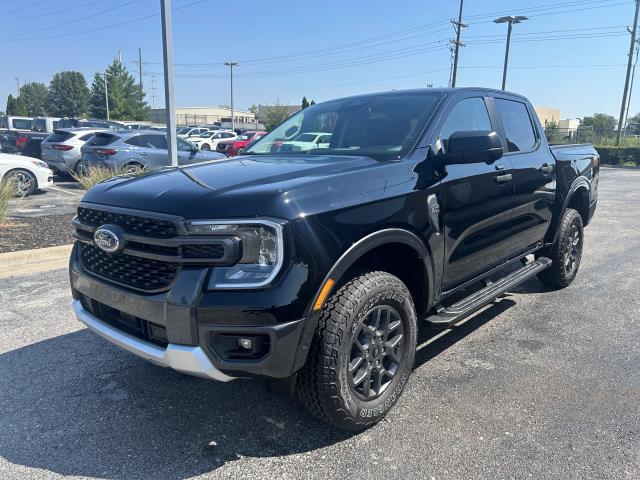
[494,98,537,152]
[440,97,492,151]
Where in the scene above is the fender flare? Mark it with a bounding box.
[547,176,591,244]
[308,228,434,316]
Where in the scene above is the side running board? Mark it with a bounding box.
[425,257,552,328]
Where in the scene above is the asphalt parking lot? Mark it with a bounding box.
[0,167,638,479]
[8,175,82,218]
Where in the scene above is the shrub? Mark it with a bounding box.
[72,165,118,189]
[0,177,16,222]
[593,146,640,166]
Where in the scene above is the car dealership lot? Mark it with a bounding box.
[0,167,638,479]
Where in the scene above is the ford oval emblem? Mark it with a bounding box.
[94,226,123,253]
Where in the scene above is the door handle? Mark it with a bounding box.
[495,164,505,171]
[495,173,513,184]
[539,163,553,173]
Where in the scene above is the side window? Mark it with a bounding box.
[79,133,95,141]
[440,97,492,150]
[146,135,167,149]
[125,135,145,147]
[177,138,193,151]
[494,98,537,152]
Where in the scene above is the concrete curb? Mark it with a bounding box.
[0,244,73,278]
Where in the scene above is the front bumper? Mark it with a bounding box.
[73,299,234,381]
[70,243,318,379]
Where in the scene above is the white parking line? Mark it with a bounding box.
[48,185,83,196]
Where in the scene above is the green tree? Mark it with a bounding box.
[543,121,564,145]
[580,113,617,132]
[263,98,291,131]
[47,71,90,117]
[18,82,48,116]
[309,100,316,106]
[301,96,309,109]
[6,94,27,116]
[90,59,149,120]
[626,112,640,134]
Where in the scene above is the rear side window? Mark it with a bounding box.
[87,133,117,146]
[440,97,492,149]
[125,134,166,149]
[79,133,96,141]
[12,119,32,130]
[46,131,74,142]
[494,98,537,152]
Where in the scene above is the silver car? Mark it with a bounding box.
[41,128,109,175]
[80,130,226,173]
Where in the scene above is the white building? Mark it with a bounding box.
[149,106,257,129]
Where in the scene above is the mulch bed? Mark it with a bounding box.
[0,213,76,253]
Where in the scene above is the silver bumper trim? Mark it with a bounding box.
[72,300,234,382]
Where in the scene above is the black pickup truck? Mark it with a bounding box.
[69,88,598,430]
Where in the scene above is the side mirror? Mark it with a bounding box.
[445,130,503,164]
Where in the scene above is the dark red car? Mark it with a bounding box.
[216,130,267,157]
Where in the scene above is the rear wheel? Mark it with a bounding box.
[200,144,210,150]
[73,160,87,177]
[537,208,584,288]
[4,169,37,196]
[122,162,145,174]
[297,271,417,430]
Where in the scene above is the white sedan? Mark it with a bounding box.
[189,130,238,151]
[0,152,54,196]
[278,132,332,152]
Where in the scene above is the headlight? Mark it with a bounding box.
[185,219,284,289]
[30,160,48,169]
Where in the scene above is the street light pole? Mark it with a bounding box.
[160,0,178,167]
[225,61,238,131]
[494,16,528,91]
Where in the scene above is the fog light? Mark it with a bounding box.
[238,337,253,350]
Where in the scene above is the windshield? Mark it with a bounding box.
[198,131,214,138]
[247,92,442,161]
[176,127,190,134]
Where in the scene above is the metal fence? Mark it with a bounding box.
[544,127,640,146]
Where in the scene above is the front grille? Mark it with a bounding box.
[81,295,168,347]
[182,244,225,259]
[78,207,178,238]
[79,243,179,292]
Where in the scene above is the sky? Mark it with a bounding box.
[1,0,638,120]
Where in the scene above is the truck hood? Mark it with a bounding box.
[81,154,386,219]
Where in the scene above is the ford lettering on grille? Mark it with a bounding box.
[94,226,123,253]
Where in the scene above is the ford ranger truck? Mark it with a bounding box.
[70,88,598,431]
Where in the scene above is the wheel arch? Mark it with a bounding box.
[308,228,434,317]
[2,167,38,189]
[546,177,591,245]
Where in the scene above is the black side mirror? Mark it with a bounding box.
[445,130,503,164]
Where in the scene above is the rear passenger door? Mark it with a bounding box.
[437,95,516,290]
[493,97,556,252]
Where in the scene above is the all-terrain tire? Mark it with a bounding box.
[537,208,584,288]
[297,271,417,431]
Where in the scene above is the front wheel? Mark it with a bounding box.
[200,144,210,151]
[297,271,417,430]
[537,208,584,288]
[5,169,37,197]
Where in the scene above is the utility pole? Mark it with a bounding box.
[161,0,178,167]
[138,48,143,89]
[494,16,528,90]
[225,61,238,131]
[450,0,466,87]
[624,39,640,136]
[13,77,19,93]
[98,73,110,121]
[146,74,157,108]
[616,0,640,145]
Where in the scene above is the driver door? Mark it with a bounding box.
[437,95,516,291]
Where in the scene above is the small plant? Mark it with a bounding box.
[72,165,118,190]
[0,177,16,223]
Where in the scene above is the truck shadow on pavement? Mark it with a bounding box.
[0,279,541,479]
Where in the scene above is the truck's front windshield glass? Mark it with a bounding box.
[246,92,442,161]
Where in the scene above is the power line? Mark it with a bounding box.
[2,0,208,41]
[0,0,103,23]
[0,0,141,38]
[2,0,51,17]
